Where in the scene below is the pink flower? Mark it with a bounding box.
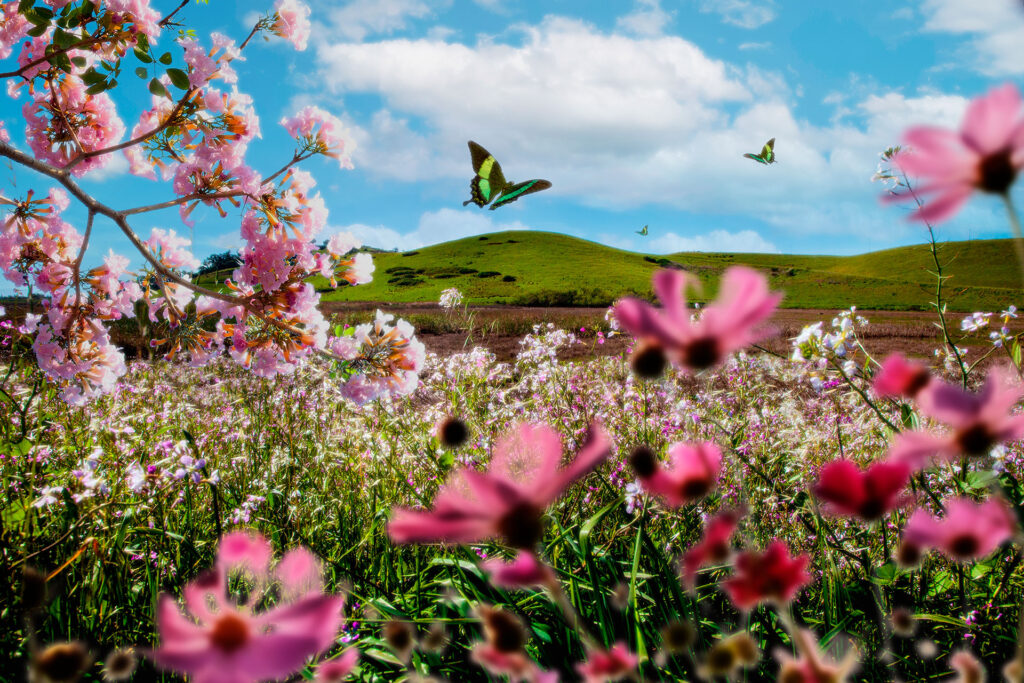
[889,83,1024,223]
[812,459,911,521]
[722,541,811,610]
[615,267,781,371]
[872,353,932,399]
[681,508,743,589]
[629,442,722,507]
[314,649,359,683]
[902,498,1016,561]
[388,422,611,548]
[888,367,1024,468]
[272,0,312,51]
[576,642,638,683]
[280,106,355,169]
[483,551,557,589]
[774,628,858,683]
[147,531,344,683]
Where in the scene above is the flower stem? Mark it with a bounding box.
[1002,193,1024,287]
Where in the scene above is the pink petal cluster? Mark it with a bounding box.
[872,352,932,399]
[281,106,356,169]
[314,649,359,682]
[902,497,1017,561]
[148,531,344,683]
[106,0,162,40]
[146,228,200,271]
[812,459,911,521]
[389,422,611,547]
[615,267,781,371]
[0,3,28,60]
[889,83,1024,223]
[681,508,743,589]
[483,551,557,589]
[181,32,241,89]
[632,441,722,507]
[723,541,811,610]
[576,642,638,682]
[272,0,312,51]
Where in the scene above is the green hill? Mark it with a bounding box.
[202,232,1022,311]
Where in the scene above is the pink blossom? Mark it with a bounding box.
[902,498,1016,561]
[106,0,162,39]
[147,532,344,683]
[888,367,1024,468]
[576,642,638,683]
[146,228,200,271]
[280,106,356,169]
[0,3,28,60]
[484,551,557,589]
[314,649,359,682]
[615,267,781,371]
[272,0,312,51]
[630,442,722,507]
[681,508,742,589]
[774,628,858,683]
[723,541,811,610]
[326,231,361,257]
[872,353,932,399]
[388,422,611,547]
[812,459,911,521]
[889,83,1024,223]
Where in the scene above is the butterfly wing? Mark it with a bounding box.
[635,225,648,235]
[761,138,776,163]
[489,179,552,210]
[743,152,768,164]
[463,141,509,207]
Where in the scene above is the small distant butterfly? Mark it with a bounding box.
[462,141,552,210]
[743,138,776,165]
[636,225,649,236]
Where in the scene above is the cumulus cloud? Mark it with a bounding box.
[616,0,674,37]
[738,41,771,50]
[920,0,1024,76]
[697,0,776,29]
[325,207,528,251]
[314,0,447,42]
[647,229,779,254]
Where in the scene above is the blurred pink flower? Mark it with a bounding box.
[723,541,811,610]
[902,497,1016,561]
[812,459,911,521]
[388,422,611,548]
[615,267,781,371]
[272,0,312,51]
[888,367,1024,468]
[147,532,344,683]
[314,648,359,683]
[889,83,1024,223]
[576,642,638,683]
[681,508,743,589]
[630,442,722,507]
[774,628,857,683]
[484,551,557,589]
[872,353,932,399]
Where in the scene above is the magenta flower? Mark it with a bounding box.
[722,541,811,611]
[484,551,557,589]
[388,422,611,548]
[314,648,359,683]
[812,459,911,521]
[576,642,638,683]
[630,442,722,507]
[147,531,344,683]
[889,83,1024,223]
[615,267,781,371]
[872,353,932,399]
[681,508,743,589]
[902,498,1017,562]
[888,367,1024,468]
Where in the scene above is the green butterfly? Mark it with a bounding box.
[636,225,649,236]
[743,138,777,165]
[462,141,552,210]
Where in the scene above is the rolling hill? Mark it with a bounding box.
[202,232,1022,311]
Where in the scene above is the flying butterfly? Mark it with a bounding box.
[462,141,552,210]
[743,138,777,165]
[636,225,649,236]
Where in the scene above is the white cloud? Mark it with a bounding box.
[81,153,129,183]
[738,41,771,50]
[920,0,1024,76]
[314,0,448,42]
[647,229,779,254]
[326,207,528,251]
[616,0,674,37]
[697,0,776,29]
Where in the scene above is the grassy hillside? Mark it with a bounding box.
[199,232,1022,311]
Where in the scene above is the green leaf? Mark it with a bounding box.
[18,0,34,12]
[84,81,108,95]
[166,67,190,90]
[133,46,153,63]
[26,24,48,37]
[135,66,148,79]
[158,52,173,65]
[70,56,87,68]
[53,28,75,48]
[81,67,104,84]
[148,77,170,99]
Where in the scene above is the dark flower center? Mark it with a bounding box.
[956,423,995,456]
[857,497,885,521]
[34,642,90,681]
[681,336,721,370]
[680,477,712,500]
[628,446,658,478]
[483,609,526,653]
[948,534,980,558]
[438,418,469,448]
[497,502,544,549]
[977,148,1017,195]
[897,540,922,567]
[705,643,736,673]
[384,620,414,652]
[706,540,731,564]
[631,343,667,378]
[661,620,695,652]
[903,369,931,398]
[209,613,251,654]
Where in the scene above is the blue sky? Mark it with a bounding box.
[3,0,1024,286]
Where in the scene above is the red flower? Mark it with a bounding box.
[723,541,811,610]
[681,508,743,589]
[902,497,1017,562]
[630,441,722,507]
[872,353,932,399]
[812,459,911,521]
[576,642,638,683]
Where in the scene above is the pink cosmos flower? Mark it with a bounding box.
[576,642,638,683]
[902,498,1016,561]
[774,628,857,683]
[812,459,911,521]
[681,508,743,589]
[615,267,781,371]
[889,83,1024,223]
[872,353,932,399]
[630,442,722,507]
[388,422,611,548]
[314,648,359,683]
[484,551,557,589]
[147,531,344,683]
[272,0,312,51]
[723,541,811,611]
[888,367,1024,468]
